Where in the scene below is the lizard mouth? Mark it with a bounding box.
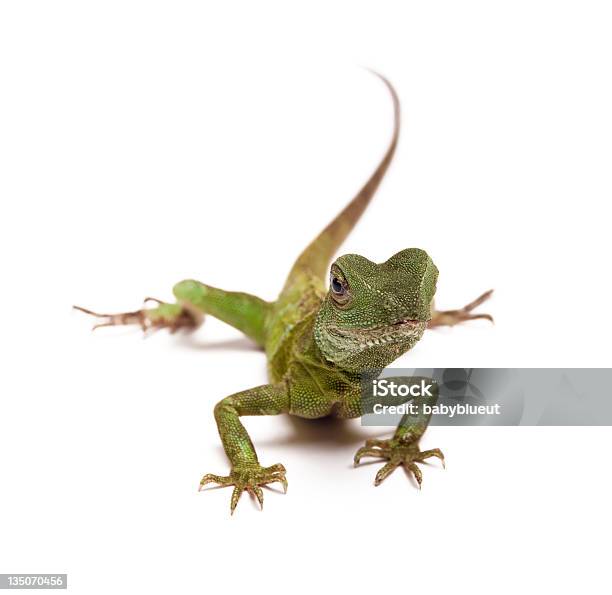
[317,315,429,364]
[392,318,422,327]
[327,317,427,345]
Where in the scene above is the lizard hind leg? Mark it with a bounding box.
[73,299,201,334]
[75,279,272,345]
[428,289,494,329]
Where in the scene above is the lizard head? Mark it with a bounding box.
[314,248,438,372]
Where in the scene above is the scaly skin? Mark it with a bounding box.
[76,73,493,514]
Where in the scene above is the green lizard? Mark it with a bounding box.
[75,73,492,513]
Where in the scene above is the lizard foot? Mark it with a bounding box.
[354,436,444,488]
[199,463,288,514]
[73,298,200,334]
[428,289,494,328]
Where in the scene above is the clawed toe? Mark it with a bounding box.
[416,448,445,468]
[74,300,198,333]
[354,439,444,489]
[73,304,147,331]
[198,473,232,490]
[463,289,494,312]
[199,463,288,514]
[354,446,385,466]
[374,461,400,486]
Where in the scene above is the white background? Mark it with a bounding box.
[1,1,611,593]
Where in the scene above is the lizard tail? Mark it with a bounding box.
[282,70,400,289]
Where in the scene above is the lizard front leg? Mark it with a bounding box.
[200,383,289,514]
[354,378,444,488]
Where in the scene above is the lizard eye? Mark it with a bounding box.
[329,270,351,305]
[331,276,344,294]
